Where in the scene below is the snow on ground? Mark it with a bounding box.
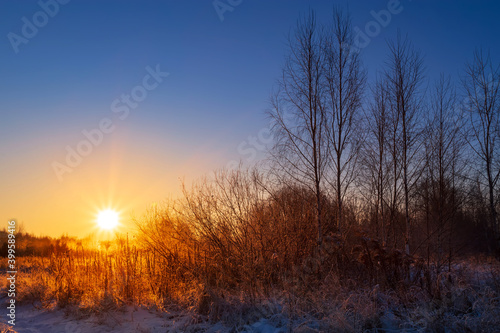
[0,305,286,333]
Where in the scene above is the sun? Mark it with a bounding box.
[96,209,119,230]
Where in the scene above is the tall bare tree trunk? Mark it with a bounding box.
[269,11,326,246]
[384,33,425,254]
[323,7,366,235]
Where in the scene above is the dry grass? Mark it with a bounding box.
[2,251,499,332]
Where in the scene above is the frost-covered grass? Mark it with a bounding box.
[1,254,499,332]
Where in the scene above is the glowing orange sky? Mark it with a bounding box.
[0,128,230,238]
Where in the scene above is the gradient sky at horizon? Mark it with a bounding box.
[1,0,499,238]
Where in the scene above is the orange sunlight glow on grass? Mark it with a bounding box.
[96,209,119,230]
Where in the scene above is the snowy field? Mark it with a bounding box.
[0,304,288,333]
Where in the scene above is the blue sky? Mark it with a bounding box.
[0,0,499,237]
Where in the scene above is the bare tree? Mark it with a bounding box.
[386,77,404,249]
[462,50,500,251]
[422,74,463,268]
[269,11,327,245]
[322,7,366,235]
[384,33,425,254]
[361,76,391,244]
